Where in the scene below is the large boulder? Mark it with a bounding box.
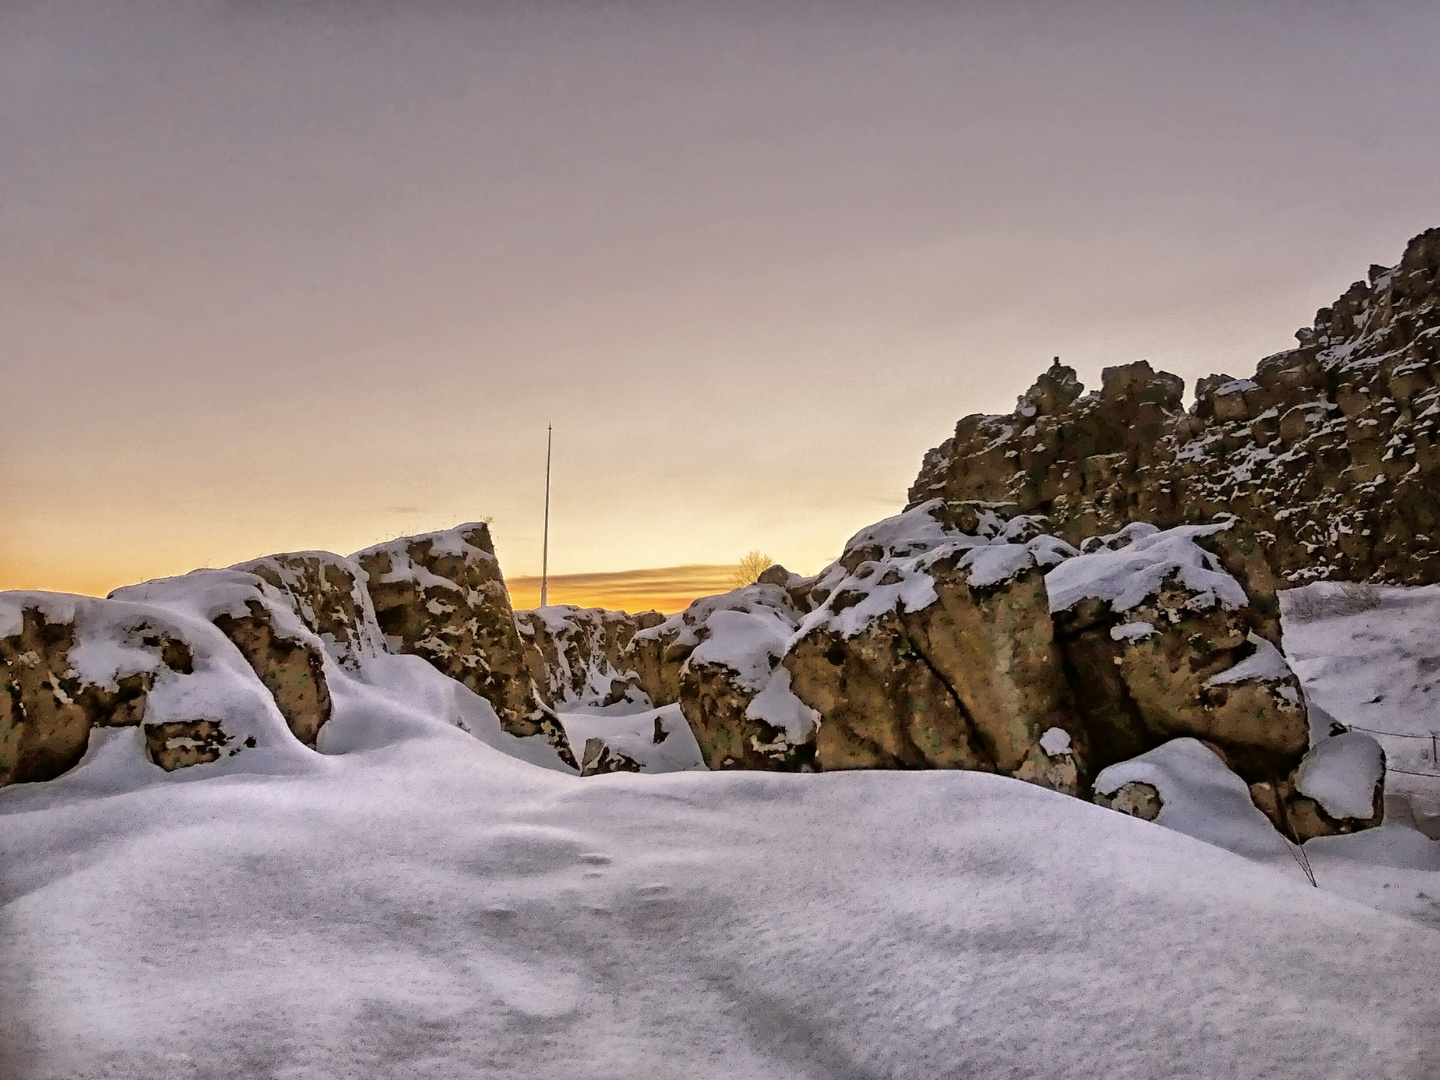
[623,585,818,770]
[1045,520,1309,787]
[785,500,1085,792]
[113,569,336,749]
[908,227,1440,587]
[353,524,575,767]
[0,591,308,787]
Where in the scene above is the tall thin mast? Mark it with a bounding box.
[540,422,552,608]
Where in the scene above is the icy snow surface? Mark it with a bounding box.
[5,711,1440,1077]
[1281,582,1440,812]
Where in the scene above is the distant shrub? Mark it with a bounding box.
[728,550,774,590]
[1284,582,1382,622]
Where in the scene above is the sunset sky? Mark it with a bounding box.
[4,1,1440,611]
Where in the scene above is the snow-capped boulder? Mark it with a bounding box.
[1249,731,1386,841]
[624,584,817,770]
[1093,738,1297,863]
[353,524,575,767]
[784,501,1085,790]
[1046,520,1310,790]
[517,604,662,709]
[0,590,311,786]
[113,569,335,749]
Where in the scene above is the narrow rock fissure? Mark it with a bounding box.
[903,633,1000,773]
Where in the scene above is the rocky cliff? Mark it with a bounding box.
[908,228,1440,587]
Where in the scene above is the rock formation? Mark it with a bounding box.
[353,524,576,767]
[0,590,302,786]
[7,229,1434,850]
[516,605,662,708]
[622,585,819,770]
[235,551,385,673]
[908,228,1440,588]
[784,502,1081,788]
[112,569,337,749]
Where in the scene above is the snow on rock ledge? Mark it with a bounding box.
[624,584,819,770]
[1046,521,1309,790]
[1093,738,1297,864]
[517,605,662,710]
[0,590,313,787]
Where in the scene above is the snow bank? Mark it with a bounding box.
[1093,738,1296,865]
[4,734,1438,1079]
[1280,582,1440,809]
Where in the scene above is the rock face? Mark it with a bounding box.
[235,551,384,673]
[516,605,662,709]
[354,524,576,767]
[0,603,150,785]
[908,228,1440,587]
[784,502,1083,790]
[1045,522,1309,785]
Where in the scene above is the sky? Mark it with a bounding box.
[3,1,1439,611]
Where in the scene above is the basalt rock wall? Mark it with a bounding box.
[908,228,1440,588]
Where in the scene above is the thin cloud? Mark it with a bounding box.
[507,564,739,613]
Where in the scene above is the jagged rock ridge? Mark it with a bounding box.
[908,228,1440,586]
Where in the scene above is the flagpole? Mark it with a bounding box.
[540,422,552,608]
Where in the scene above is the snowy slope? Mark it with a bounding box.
[4,715,1440,1080]
[1282,582,1440,816]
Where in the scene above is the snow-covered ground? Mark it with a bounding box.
[5,723,1440,1079]
[1282,582,1440,820]
[4,583,1440,1077]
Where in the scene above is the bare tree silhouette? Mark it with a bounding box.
[728,550,773,590]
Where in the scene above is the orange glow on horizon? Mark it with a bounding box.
[506,565,739,614]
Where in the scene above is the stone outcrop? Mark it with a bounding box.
[1045,522,1309,784]
[620,586,819,770]
[112,570,337,751]
[144,719,232,772]
[516,605,662,708]
[235,551,383,673]
[784,502,1083,791]
[211,599,332,748]
[0,601,208,784]
[1250,730,1386,842]
[353,524,576,767]
[908,228,1440,588]
[0,591,296,787]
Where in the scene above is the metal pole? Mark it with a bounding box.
[540,423,552,608]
